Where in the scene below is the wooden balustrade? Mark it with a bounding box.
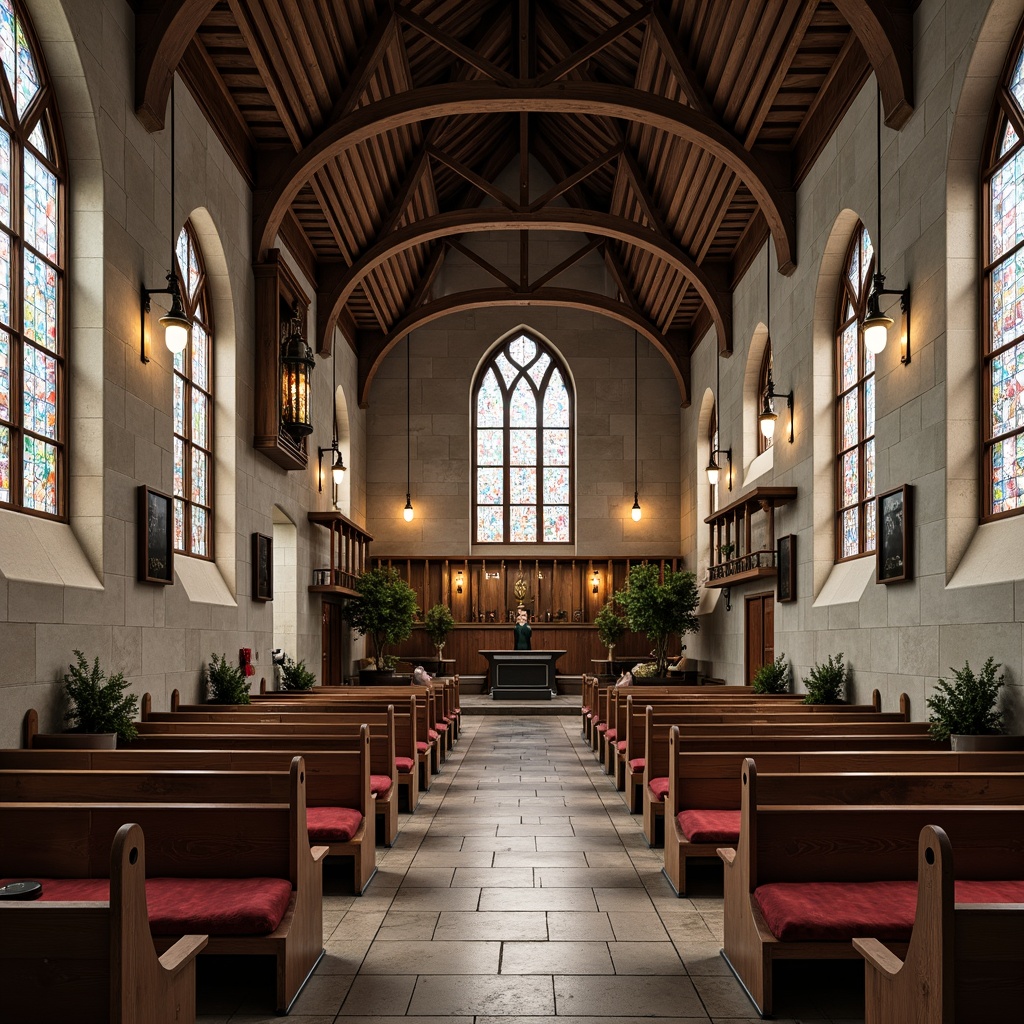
[308,511,373,597]
[704,487,797,588]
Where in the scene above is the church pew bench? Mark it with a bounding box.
[854,824,1024,1024]
[0,822,208,1024]
[640,709,928,846]
[0,735,376,895]
[719,758,1024,1017]
[127,711,399,846]
[150,694,424,812]
[664,739,1024,894]
[0,757,326,1015]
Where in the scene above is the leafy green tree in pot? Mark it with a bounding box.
[204,652,251,704]
[752,653,790,695]
[281,655,317,691]
[802,652,847,704]
[926,658,1005,743]
[63,650,139,742]
[594,601,628,659]
[614,563,699,677]
[424,603,456,656]
[343,566,419,670]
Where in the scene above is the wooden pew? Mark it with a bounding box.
[126,710,399,846]
[854,824,1024,1024]
[719,758,1024,1017]
[0,733,376,894]
[0,822,207,1024]
[0,757,326,1014]
[663,739,1024,894]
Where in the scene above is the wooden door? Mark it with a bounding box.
[744,592,775,684]
[321,601,346,685]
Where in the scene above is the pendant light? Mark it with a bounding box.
[706,342,732,490]
[280,302,314,437]
[631,331,642,521]
[758,248,794,443]
[317,346,346,496]
[862,86,911,361]
[141,78,192,362]
[403,336,414,522]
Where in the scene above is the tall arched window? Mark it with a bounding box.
[172,222,213,558]
[0,0,65,518]
[474,332,573,543]
[835,223,877,560]
[757,343,773,455]
[984,30,1024,519]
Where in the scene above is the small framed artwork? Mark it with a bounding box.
[776,534,796,602]
[877,484,912,584]
[138,485,174,585]
[252,533,273,601]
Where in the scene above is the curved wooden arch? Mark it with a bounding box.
[832,0,914,129]
[319,209,732,356]
[254,82,796,273]
[135,0,218,132]
[357,287,691,408]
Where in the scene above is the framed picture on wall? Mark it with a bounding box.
[877,485,912,584]
[138,486,174,584]
[252,533,273,601]
[776,534,796,602]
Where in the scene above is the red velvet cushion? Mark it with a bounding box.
[605,729,617,741]
[628,757,645,772]
[754,880,1024,942]
[395,756,416,772]
[616,741,627,753]
[428,729,439,741]
[435,722,448,732]
[647,777,669,801]
[306,805,364,843]
[581,705,590,714]
[677,809,740,843]
[17,876,292,936]
[416,741,429,753]
[370,774,393,796]
[596,722,607,733]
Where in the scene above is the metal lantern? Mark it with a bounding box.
[280,303,314,438]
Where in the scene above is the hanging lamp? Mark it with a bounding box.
[758,248,794,444]
[631,331,642,521]
[404,336,414,522]
[280,302,314,437]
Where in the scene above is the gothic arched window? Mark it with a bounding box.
[984,30,1024,519]
[473,333,573,543]
[758,343,773,456]
[172,222,213,558]
[0,0,66,517]
[835,223,877,559]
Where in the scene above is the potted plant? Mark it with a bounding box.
[343,566,419,680]
[927,658,1022,749]
[752,653,790,695]
[280,655,317,691]
[595,601,628,660]
[204,652,251,704]
[719,542,735,560]
[615,563,700,678]
[37,651,140,748]
[424,603,456,658]
[803,652,847,704]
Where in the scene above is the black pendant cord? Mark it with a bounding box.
[169,78,175,270]
[876,85,882,275]
[406,336,411,497]
[766,245,771,341]
[633,331,638,498]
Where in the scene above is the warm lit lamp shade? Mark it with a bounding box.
[280,329,314,437]
[631,493,642,521]
[862,290,893,355]
[160,315,190,354]
[403,494,414,522]
[706,460,720,487]
[331,450,346,486]
[758,398,778,440]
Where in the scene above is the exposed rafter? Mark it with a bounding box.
[357,287,691,408]
[252,82,798,274]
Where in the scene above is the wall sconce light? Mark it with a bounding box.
[862,87,911,364]
[759,368,794,444]
[706,447,732,490]
[317,442,346,492]
[591,569,600,593]
[280,302,314,437]
[455,570,464,594]
[140,80,190,362]
[485,570,502,580]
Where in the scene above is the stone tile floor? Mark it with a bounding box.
[196,715,865,1023]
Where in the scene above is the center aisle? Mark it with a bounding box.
[201,715,862,1022]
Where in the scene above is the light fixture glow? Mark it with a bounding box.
[631,492,642,521]
[331,449,346,486]
[403,494,414,522]
[591,570,600,593]
[862,287,894,355]
[707,448,732,490]
[455,570,464,594]
[706,459,720,487]
[758,397,777,440]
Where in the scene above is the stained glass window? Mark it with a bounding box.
[835,223,877,558]
[172,222,214,558]
[473,332,573,543]
[984,40,1024,518]
[0,0,64,517]
[757,344,773,455]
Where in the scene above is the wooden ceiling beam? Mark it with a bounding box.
[831,0,914,129]
[319,208,731,352]
[646,3,714,118]
[357,286,690,407]
[528,144,622,211]
[252,81,798,275]
[427,145,520,210]
[135,0,218,132]
[447,238,521,291]
[529,237,604,291]
[325,11,401,123]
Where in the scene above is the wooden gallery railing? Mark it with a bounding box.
[704,487,797,587]
[308,511,373,597]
